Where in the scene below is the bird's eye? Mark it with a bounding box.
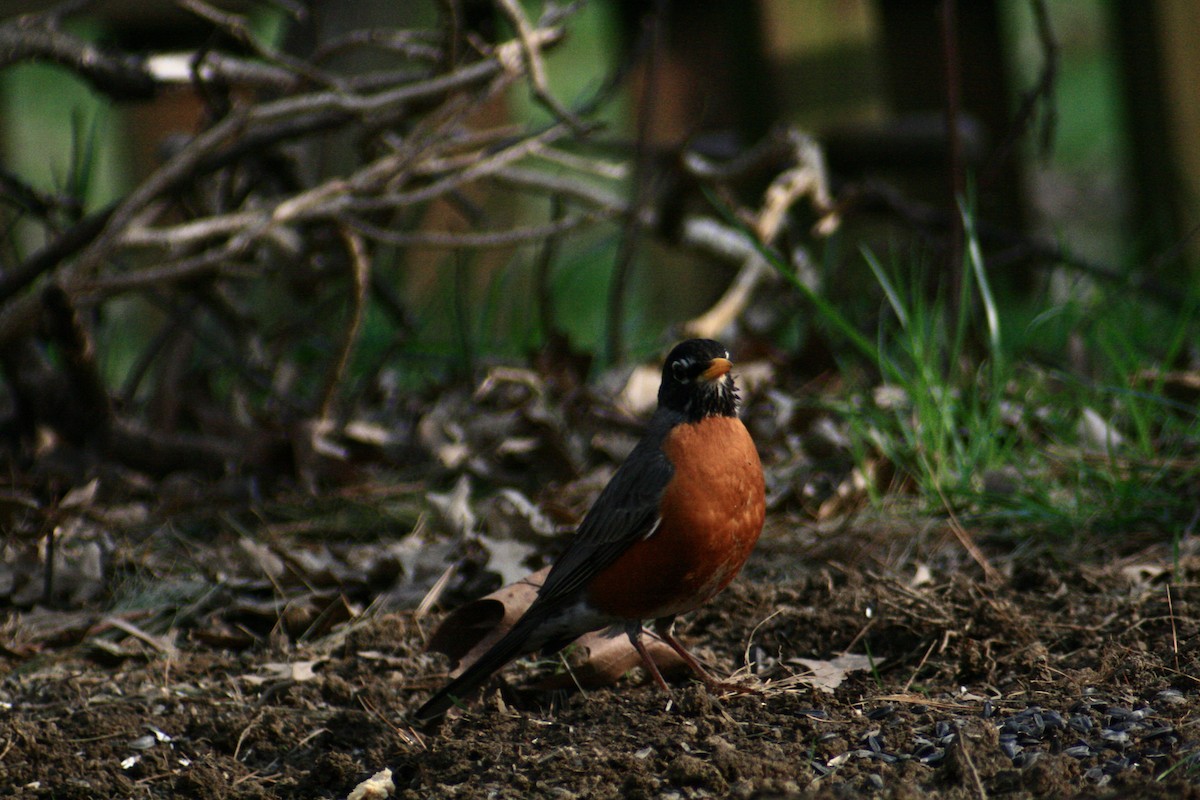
[671,360,689,382]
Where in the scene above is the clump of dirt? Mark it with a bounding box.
[4,540,1199,799]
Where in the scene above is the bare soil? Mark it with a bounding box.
[4,521,1199,799]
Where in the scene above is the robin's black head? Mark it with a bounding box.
[657,338,739,420]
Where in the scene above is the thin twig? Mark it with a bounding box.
[346,210,615,249]
[0,8,155,99]
[178,0,344,90]
[317,225,370,420]
[932,481,1002,585]
[902,638,939,693]
[493,0,588,133]
[1166,584,1181,674]
[955,723,990,800]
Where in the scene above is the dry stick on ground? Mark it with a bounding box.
[902,638,941,694]
[954,722,990,800]
[1166,585,1181,674]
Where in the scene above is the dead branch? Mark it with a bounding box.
[0,6,155,100]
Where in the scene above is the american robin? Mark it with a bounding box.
[415,338,765,723]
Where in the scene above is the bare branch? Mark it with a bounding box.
[346,209,616,249]
[0,11,155,99]
[493,0,590,134]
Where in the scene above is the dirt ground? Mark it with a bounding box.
[4,518,1199,800]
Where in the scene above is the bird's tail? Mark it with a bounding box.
[413,610,547,725]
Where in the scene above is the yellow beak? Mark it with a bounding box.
[700,357,733,382]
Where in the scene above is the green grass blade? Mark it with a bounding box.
[861,246,909,330]
[961,200,1001,355]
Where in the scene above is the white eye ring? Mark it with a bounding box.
[671,360,689,382]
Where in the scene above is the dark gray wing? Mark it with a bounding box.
[531,414,677,606]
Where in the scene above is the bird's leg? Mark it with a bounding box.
[625,623,673,694]
[653,617,759,695]
[652,616,720,684]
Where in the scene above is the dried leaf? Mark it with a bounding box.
[428,567,548,671]
[305,418,349,460]
[60,478,100,509]
[817,466,870,520]
[491,488,558,538]
[427,475,476,538]
[790,653,876,693]
[538,631,684,689]
[618,364,661,415]
[1120,564,1169,585]
[236,539,286,580]
[428,568,684,688]
[910,563,934,588]
[475,535,535,587]
[343,420,396,447]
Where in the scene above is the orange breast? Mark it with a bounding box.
[586,416,766,621]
